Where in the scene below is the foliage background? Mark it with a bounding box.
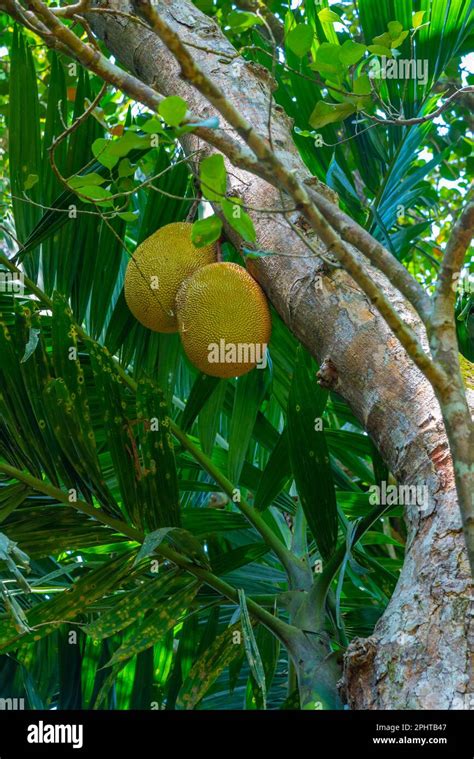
[0,0,472,709]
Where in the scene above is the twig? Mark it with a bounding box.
[134,0,449,395]
[364,87,473,126]
[233,0,284,46]
[49,81,108,189]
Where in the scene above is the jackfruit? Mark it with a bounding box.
[124,222,217,333]
[176,262,271,378]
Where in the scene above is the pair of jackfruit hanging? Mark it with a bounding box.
[124,222,271,378]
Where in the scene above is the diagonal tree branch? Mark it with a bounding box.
[433,199,474,326]
[22,0,258,172]
[0,461,294,643]
[10,0,432,325]
[132,0,449,395]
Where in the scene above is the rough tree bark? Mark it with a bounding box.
[87,0,472,709]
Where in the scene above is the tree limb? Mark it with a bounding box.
[433,199,474,321]
[133,0,449,395]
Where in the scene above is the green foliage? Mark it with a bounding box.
[159,96,188,127]
[0,0,471,709]
[191,215,223,247]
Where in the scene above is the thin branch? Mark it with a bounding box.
[20,0,256,173]
[234,0,284,46]
[305,186,432,323]
[10,0,430,327]
[48,81,108,189]
[0,462,293,642]
[50,0,90,18]
[364,87,474,126]
[1,0,70,51]
[426,200,474,578]
[432,199,474,321]
[133,0,449,395]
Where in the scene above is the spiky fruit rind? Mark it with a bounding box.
[124,222,217,333]
[176,262,272,378]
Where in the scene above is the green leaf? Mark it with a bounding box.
[254,431,292,511]
[0,554,136,653]
[350,74,372,110]
[367,44,393,57]
[412,10,426,29]
[287,349,337,560]
[88,342,141,523]
[117,211,139,222]
[221,198,256,242]
[286,24,314,57]
[191,215,223,247]
[181,373,222,432]
[20,328,40,363]
[200,154,227,201]
[136,377,181,529]
[246,624,279,709]
[8,27,41,262]
[199,153,227,201]
[24,173,39,190]
[135,527,210,569]
[84,570,183,639]
[0,483,31,524]
[338,40,367,67]
[177,621,246,709]
[198,377,227,455]
[159,95,188,127]
[76,185,114,206]
[106,580,201,666]
[387,20,404,38]
[317,8,341,24]
[228,368,267,484]
[238,589,266,709]
[390,30,409,48]
[312,42,343,73]
[68,172,106,189]
[309,100,356,129]
[211,543,270,575]
[227,10,262,32]
[108,131,150,157]
[92,137,119,169]
[118,158,136,178]
[181,510,247,536]
[141,116,165,135]
[372,31,393,47]
[353,74,371,96]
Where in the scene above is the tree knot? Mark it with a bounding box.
[317,358,339,390]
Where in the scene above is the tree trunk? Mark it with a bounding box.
[88,0,472,709]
